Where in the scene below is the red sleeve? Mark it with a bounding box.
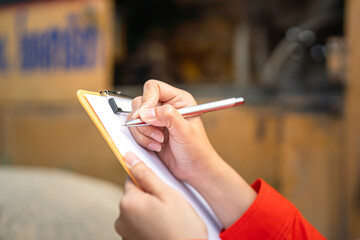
[219,179,326,240]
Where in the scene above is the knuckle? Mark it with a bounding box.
[119,195,130,212]
[144,80,158,94]
[144,79,158,87]
[132,163,148,183]
[182,90,196,104]
[120,194,138,214]
[114,216,128,237]
[163,104,176,115]
[180,89,189,96]
[143,80,160,106]
[131,96,142,109]
[127,108,137,121]
[114,217,122,235]
[161,105,177,128]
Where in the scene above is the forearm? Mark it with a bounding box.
[219,179,326,239]
[186,153,257,229]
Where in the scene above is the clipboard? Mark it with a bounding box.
[77,89,222,240]
[77,89,136,184]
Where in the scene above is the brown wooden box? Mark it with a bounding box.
[0,0,114,102]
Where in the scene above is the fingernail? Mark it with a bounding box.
[148,143,161,152]
[124,152,141,168]
[140,108,156,122]
[151,132,164,143]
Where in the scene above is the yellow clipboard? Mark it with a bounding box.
[77,89,136,184]
[77,90,222,238]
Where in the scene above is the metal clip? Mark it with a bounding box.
[100,90,131,114]
[108,98,131,114]
[100,90,129,98]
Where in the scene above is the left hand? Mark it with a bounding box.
[114,152,207,240]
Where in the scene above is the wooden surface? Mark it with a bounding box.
[0,102,125,185]
[0,1,357,238]
[202,107,341,238]
[344,0,360,238]
[0,100,343,238]
[279,113,340,238]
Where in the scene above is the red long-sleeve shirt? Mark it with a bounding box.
[219,179,326,239]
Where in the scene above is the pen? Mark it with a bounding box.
[123,97,245,127]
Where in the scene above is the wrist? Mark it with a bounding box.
[184,150,224,186]
[186,155,257,229]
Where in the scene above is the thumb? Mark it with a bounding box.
[124,152,166,196]
[139,104,190,135]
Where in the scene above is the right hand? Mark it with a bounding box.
[128,80,257,229]
[128,80,222,183]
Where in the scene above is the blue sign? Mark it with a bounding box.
[19,14,99,71]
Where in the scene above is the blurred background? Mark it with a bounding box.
[0,0,359,239]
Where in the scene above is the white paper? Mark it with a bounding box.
[86,94,222,239]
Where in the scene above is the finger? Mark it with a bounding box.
[128,126,162,152]
[145,80,195,104]
[121,178,143,211]
[128,97,164,151]
[114,217,123,236]
[124,177,137,193]
[130,96,142,119]
[124,152,167,196]
[139,104,191,136]
[137,125,164,143]
[138,80,196,116]
[127,114,164,143]
[114,215,130,239]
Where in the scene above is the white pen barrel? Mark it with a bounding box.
[178,97,244,117]
[124,97,244,126]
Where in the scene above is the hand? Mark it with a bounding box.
[128,80,257,229]
[114,152,207,240]
[128,80,221,183]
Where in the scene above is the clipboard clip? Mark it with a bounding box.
[100,90,132,114]
[100,90,129,98]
